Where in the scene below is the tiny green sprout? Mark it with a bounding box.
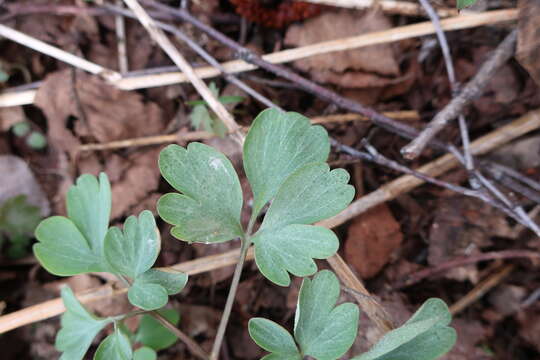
[0,194,41,258]
[11,122,31,137]
[188,81,244,137]
[26,131,47,149]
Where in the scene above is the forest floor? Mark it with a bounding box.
[1,0,540,359]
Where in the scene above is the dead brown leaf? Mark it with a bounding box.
[344,203,403,279]
[106,148,161,219]
[35,69,165,149]
[0,106,26,132]
[285,9,399,76]
[517,0,540,85]
[428,196,512,283]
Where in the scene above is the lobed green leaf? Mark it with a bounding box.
[248,318,301,359]
[157,143,243,244]
[55,286,111,360]
[94,326,132,360]
[243,108,330,217]
[104,210,160,279]
[128,269,187,310]
[353,298,456,360]
[34,173,112,275]
[294,270,359,360]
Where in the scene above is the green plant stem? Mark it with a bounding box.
[210,238,251,360]
[210,217,256,360]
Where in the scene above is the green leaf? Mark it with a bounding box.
[261,163,354,230]
[128,269,187,310]
[104,210,160,279]
[136,268,188,295]
[251,163,354,286]
[294,270,359,360]
[157,143,243,244]
[128,281,168,311]
[248,318,301,359]
[243,108,330,216]
[56,286,111,360]
[34,173,112,275]
[135,309,180,351]
[252,225,338,286]
[0,194,41,240]
[0,69,9,82]
[190,103,212,132]
[94,326,133,360]
[352,298,456,360]
[457,0,477,9]
[134,347,157,360]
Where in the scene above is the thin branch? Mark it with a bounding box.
[151,310,209,360]
[449,264,514,315]
[401,29,518,159]
[0,9,519,107]
[121,0,243,145]
[0,24,121,82]
[295,0,458,17]
[395,251,539,289]
[104,3,279,109]
[115,0,129,74]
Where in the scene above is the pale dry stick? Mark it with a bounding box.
[0,9,519,107]
[115,0,129,73]
[0,247,255,334]
[1,109,540,335]
[121,0,243,145]
[402,29,519,159]
[297,0,458,17]
[103,3,278,109]
[449,264,515,315]
[319,109,540,229]
[76,111,419,152]
[0,24,121,82]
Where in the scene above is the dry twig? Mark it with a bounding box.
[401,30,519,159]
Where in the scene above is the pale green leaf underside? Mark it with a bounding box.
[260,163,355,231]
[104,210,159,279]
[94,328,132,360]
[294,270,359,360]
[128,281,168,311]
[248,318,301,359]
[252,224,339,286]
[243,108,330,216]
[56,287,111,360]
[128,269,187,310]
[34,173,112,275]
[135,309,180,351]
[157,143,243,243]
[354,299,456,360]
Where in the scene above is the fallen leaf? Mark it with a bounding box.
[34,70,165,148]
[428,196,512,283]
[516,0,540,85]
[285,9,399,76]
[344,203,403,279]
[0,106,26,132]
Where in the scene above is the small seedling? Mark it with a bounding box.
[11,121,48,150]
[33,108,456,359]
[188,81,244,137]
[0,194,41,258]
